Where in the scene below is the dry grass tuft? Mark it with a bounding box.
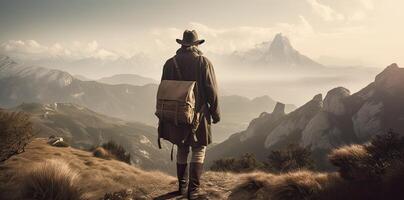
[328,144,371,180]
[20,159,83,200]
[93,147,112,160]
[231,171,334,200]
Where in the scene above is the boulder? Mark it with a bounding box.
[352,102,384,141]
[323,87,350,116]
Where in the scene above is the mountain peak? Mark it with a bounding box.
[270,33,293,51]
[272,102,286,116]
[268,33,294,59]
[259,33,323,68]
[374,63,404,90]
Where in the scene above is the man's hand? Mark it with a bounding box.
[212,116,220,124]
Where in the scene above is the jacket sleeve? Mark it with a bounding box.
[161,60,170,81]
[202,57,220,123]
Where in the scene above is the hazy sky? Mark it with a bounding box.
[1,0,403,67]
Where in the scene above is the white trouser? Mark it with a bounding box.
[176,144,206,164]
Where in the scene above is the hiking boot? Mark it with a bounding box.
[177,163,188,195]
[188,162,204,200]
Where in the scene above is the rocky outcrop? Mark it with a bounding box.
[352,102,384,142]
[272,102,286,116]
[264,94,323,148]
[374,63,404,92]
[323,87,350,116]
[240,102,286,142]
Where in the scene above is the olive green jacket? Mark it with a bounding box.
[158,46,220,146]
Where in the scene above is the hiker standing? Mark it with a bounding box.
[156,30,220,199]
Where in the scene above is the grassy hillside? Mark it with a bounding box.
[1,135,403,200]
[0,139,236,200]
[11,103,173,173]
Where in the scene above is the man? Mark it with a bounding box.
[158,30,220,199]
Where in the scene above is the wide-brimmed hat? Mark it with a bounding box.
[176,30,205,46]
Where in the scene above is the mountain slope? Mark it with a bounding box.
[0,55,158,125]
[11,102,172,172]
[214,95,296,142]
[207,63,404,169]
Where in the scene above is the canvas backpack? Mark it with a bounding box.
[155,57,199,127]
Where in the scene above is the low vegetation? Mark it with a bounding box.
[266,144,315,173]
[0,110,33,162]
[92,141,131,164]
[210,153,264,172]
[21,159,83,200]
[211,145,314,173]
[233,131,404,200]
[1,117,403,200]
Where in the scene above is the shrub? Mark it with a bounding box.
[364,130,404,176]
[266,144,315,173]
[21,159,83,200]
[232,171,333,200]
[93,147,112,160]
[0,110,33,162]
[328,144,371,180]
[329,131,404,181]
[210,153,264,172]
[93,141,131,164]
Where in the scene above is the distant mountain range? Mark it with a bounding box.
[0,55,293,142]
[97,74,158,86]
[207,63,404,169]
[10,102,173,172]
[0,55,157,125]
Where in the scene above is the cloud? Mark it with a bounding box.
[359,0,374,10]
[150,17,314,55]
[348,0,374,21]
[306,0,345,21]
[0,40,119,61]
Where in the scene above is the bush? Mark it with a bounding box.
[21,159,83,200]
[266,144,315,173]
[93,141,131,164]
[210,153,264,172]
[231,171,334,200]
[329,130,404,181]
[0,110,33,162]
[93,147,112,160]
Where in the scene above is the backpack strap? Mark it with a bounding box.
[172,57,183,80]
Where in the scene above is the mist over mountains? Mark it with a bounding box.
[0,55,158,124]
[2,33,381,106]
[0,55,294,142]
[97,74,158,86]
[211,33,380,105]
